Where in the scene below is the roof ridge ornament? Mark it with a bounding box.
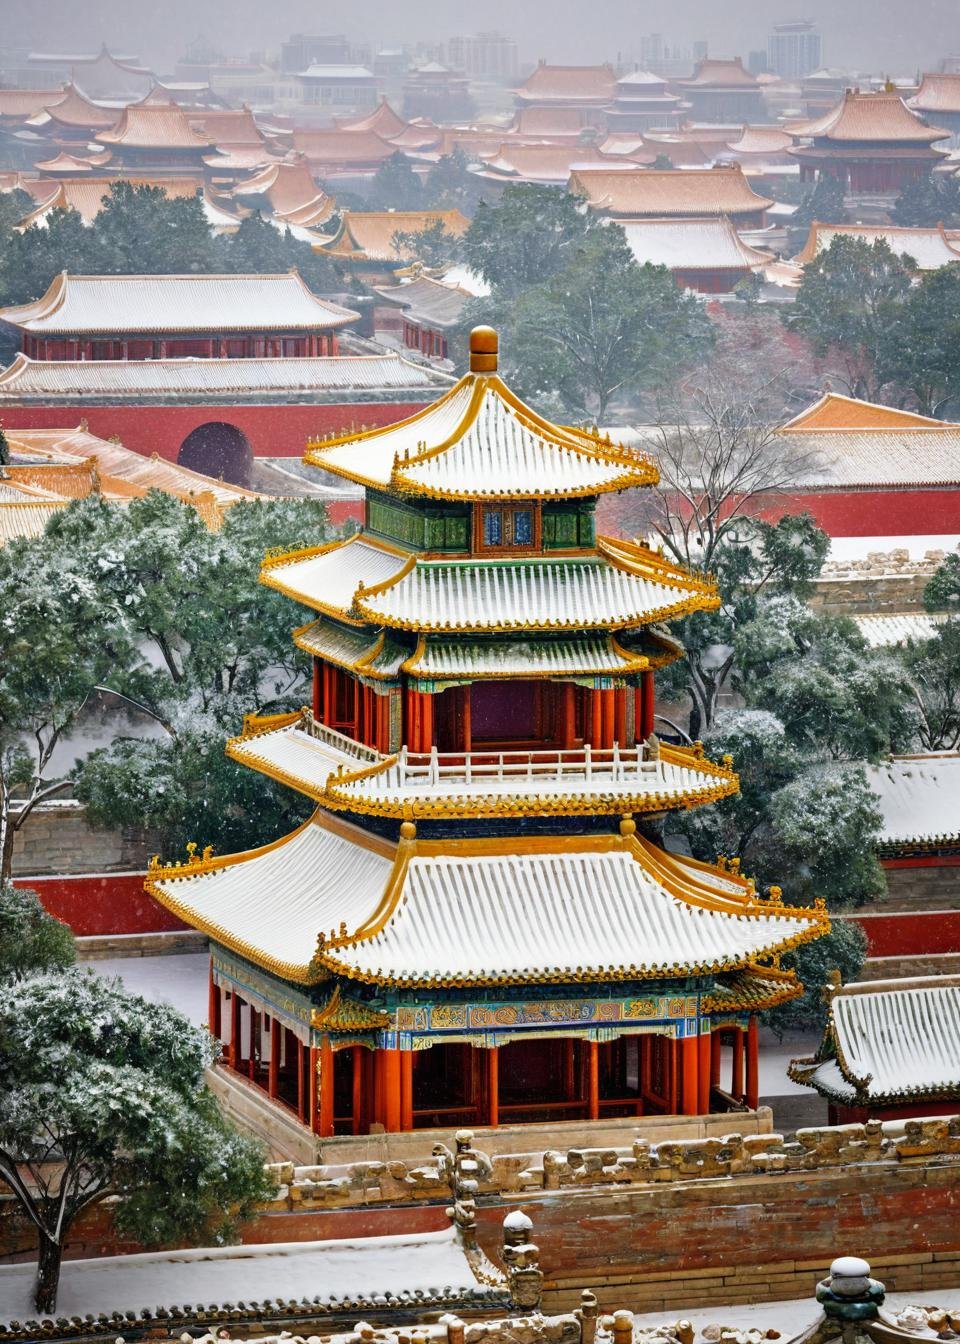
[469,325,498,374]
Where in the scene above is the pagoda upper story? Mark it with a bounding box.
[233,326,734,825]
[146,325,828,1138]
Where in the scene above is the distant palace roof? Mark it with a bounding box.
[231,155,337,229]
[31,83,117,130]
[149,810,824,987]
[620,217,774,271]
[791,90,950,143]
[96,102,213,149]
[514,62,617,105]
[910,73,960,114]
[794,222,960,270]
[0,88,61,121]
[373,275,473,330]
[0,352,448,405]
[187,106,265,146]
[0,271,358,335]
[317,209,470,263]
[725,125,795,155]
[789,975,960,1107]
[853,612,949,648]
[477,142,625,183]
[569,165,773,216]
[510,105,597,137]
[674,58,760,90]
[777,393,960,488]
[292,128,398,169]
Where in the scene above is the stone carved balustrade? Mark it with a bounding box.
[263,1116,960,1212]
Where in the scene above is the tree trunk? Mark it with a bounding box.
[34,1231,63,1316]
[0,815,15,884]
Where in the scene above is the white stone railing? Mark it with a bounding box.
[301,713,381,762]
[382,742,666,791]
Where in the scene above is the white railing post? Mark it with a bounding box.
[612,741,621,780]
[465,751,472,784]
[585,742,592,781]
[399,745,408,786]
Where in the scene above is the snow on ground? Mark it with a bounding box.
[91,952,209,1027]
[0,1228,484,1322]
[825,535,960,562]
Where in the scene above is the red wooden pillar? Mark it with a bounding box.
[318,1039,335,1137]
[297,1038,306,1123]
[229,992,241,1070]
[732,1028,745,1101]
[710,1028,722,1087]
[406,688,420,752]
[377,1047,402,1131]
[559,683,576,749]
[589,689,602,747]
[247,1008,258,1081]
[600,690,615,749]
[641,670,656,738]
[400,1050,414,1131]
[667,1036,679,1114]
[208,966,221,1038]
[487,1047,499,1127]
[268,1017,280,1100]
[586,1040,600,1120]
[746,1017,760,1110]
[312,657,322,720]
[420,692,434,752]
[362,1046,375,1132]
[680,1034,699,1115]
[697,1029,711,1115]
[614,688,628,746]
[563,1040,576,1102]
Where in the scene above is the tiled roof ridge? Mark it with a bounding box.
[781,389,959,431]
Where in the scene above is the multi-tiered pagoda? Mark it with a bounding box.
[148,327,828,1140]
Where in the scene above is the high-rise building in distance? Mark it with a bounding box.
[767,20,822,80]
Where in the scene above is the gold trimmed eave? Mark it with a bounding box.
[303,370,659,501]
[703,964,804,1014]
[145,811,828,988]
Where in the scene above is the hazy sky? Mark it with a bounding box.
[5,0,959,75]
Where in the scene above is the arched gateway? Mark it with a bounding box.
[147,326,828,1144]
[177,422,253,487]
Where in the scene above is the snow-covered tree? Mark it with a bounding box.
[0,527,133,879]
[0,969,273,1314]
[59,492,334,857]
[0,882,74,982]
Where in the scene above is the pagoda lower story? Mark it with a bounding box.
[147,325,829,1141]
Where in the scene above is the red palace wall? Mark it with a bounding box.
[756,486,960,537]
[847,909,960,957]
[0,401,428,464]
[14,872,186,937]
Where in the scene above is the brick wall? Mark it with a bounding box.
[8,1117,959,1313]
[11,801,159,877]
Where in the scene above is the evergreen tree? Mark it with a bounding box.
[0,882,75,982]
[885,265,960,415]
[891,172,960,227]
[785,235,912,401]
[367,152,424,210]
[95,181,219,274]
[459,184,604,297]
[390,219,462,268]
[0,970,272,1313]
[218,213,342,291]
[792,172,848,232]
[423,150,483,212]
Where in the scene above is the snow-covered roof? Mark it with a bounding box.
[318,210,470,263]
[790,976,960,1105]
[354,541,717,633]
[305,373,657,499]
[620,216,774,271]
[795,222,960,270]
[791,89,949,143]
[0,271,358,334]
[0,353,445,403]
[853,612,949,648]
[777,393,960,487]
[373,275,473,330]
[0,500,68,545]
[0,1227,500,1327]
[149,812,823,986]
[863,753,960,848]
[570,166,773,217]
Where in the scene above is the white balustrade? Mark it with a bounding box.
[387,741,664,792]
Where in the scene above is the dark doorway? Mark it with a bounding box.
[178,421,253,486]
